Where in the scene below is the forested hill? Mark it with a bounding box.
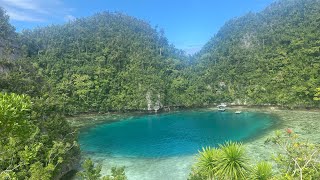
[7,12,189,114]
[0,8,19,61]
[1,1,320,178]
[1,8,79,180]
[1,0,320,114]
[193,0,320,107]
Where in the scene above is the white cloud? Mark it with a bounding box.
[6,9,45,22]
[0,0,74,22]
[1,0,49,14]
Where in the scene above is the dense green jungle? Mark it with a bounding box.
[1,0,320,179]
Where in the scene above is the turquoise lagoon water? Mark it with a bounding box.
[79,110,276,179]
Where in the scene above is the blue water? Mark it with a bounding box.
[79,110,275,158]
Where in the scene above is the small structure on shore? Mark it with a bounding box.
[217,103,227,112]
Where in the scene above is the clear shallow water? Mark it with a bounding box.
[79,110,276,179]
[79,111,275,157]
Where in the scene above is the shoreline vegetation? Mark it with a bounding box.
[67,105,320,129]
[1,0,320,179]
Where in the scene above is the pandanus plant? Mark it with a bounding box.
[215,141,249,179]
[193,141,249,180]
[250,161,273,180]
[196,147,221,179]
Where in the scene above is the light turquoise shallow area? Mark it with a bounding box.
[78,110,277,179]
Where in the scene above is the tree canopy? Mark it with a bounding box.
[17,12,190,114]
[0,93,79,179]
[1,0,320,178]
[192,0,320,107]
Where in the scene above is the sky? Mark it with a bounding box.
[0,0,275,54]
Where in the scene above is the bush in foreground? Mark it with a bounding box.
[189,129,320,180]
[77,158,127,180]
[0,93,79,179]
[189,142,249,180]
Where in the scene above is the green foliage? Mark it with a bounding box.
[193,0,320,107]
[266,129,320,179]
[0,7,18,59]
[0,59,48,97]
[77,159,127,180]
[191,131,320,180]
[77,159,102,180]
[189,142,249,180]
[29,162,54,180]
[0,93,79,179]
[0,93,32,138]
[314,87,320,101]
[1,1,320,178]
[250,161,273,180]
[2,0,320,114]
[102,167,127,180]
[17,12,189,114]
[0,8,14,38]
[194,147,220,179]
[215,142,249,180]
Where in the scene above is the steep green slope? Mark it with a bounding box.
[2,0,320,112]
[1,1,320,178]
[20,12,188,114]
[0,7,19,60]
[0,9,79,180]
[195,0,320,107]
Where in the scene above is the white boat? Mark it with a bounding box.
[217,103,227,112]
[217,103,227,108]
[235,111,241,114]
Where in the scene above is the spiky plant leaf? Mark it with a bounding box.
[215,141,249,180]
[196,146,221,179]
[251,161,273,180]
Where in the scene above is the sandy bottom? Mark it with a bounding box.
[246,109,320,163]
[76,108,320,180]
[85,154,195,180]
